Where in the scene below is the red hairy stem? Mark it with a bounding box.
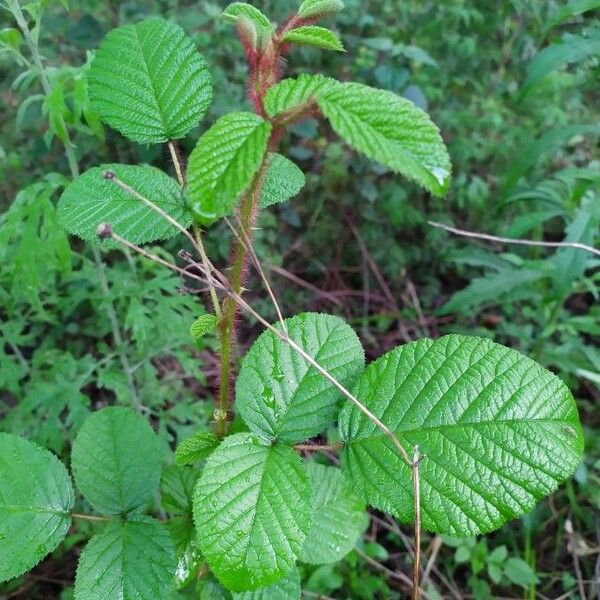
[216,10,317,436]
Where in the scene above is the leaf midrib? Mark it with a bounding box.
[345,416,578,444]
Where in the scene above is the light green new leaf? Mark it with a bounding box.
[193,433,312,591]
[233,568,301,599]
[175,430,220,466]
[264,74,336,117]
[317,82,452,196]
[301,463,367,564]
[260,153,306,208]
[74,517,176,600]
[236,313,364,443]
[0,434,74,582]
[57,164,191,246]
[88,18,212,144]
[221,2,272,28]
[283,26,345,52]
[298,0,345,19]
[221,3,274,48]
[190,314,219,340]
[71,407,162,515]
[187,112,271,224]
[339,335,584,537]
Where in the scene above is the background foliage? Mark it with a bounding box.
[1,0,599,598]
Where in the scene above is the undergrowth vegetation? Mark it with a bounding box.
[0,1,599,599]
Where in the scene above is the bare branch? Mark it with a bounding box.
[429,220,600,258]
[412,446,422,600]
[167,141,185,187]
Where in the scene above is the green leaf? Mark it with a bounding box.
[260,153,306,208]
[71,407,163,515]
[0,433,74,582]
[221,3,274,48]
[545,1,600,35]
[233,568,301,599]
[339,334,584,536]
[88,18,212,144]
[317,82,452,196]
[175,431,220,466]
[504,557,538,587]
[297,0,345,19]
[301,463,368,564]
[187,112,271,224]
[523,34,600,94]
[283,26,345,52]
[190,314,219,340]
[551,195,600,294]
[235,313,364,443]
[264,74,336,117]
[57,164,191,246]
[193,433,312,591]
[266,77,451,195]
[74,517,176,599]
[160,464,196,515]
[438,269,548,316]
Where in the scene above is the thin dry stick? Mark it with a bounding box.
[71,512,111,523]
[421,535,442,591]
[104,226,413,467]
[412,446,422,600]
[354,547,423,594]
[167,141,185,187]
[294,442,344,452]
[268,264,344,307]
[103,171,222,318]
[224,216,287,332]
[193,227,223,319]
[104,171,198,250]
[429,220,600,257]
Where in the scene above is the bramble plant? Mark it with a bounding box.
[0,1,585,599]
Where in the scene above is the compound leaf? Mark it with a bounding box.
[71,407,162,515]
[283,26,345,52]
[339,335,584,537]
[260,153,306,208]
[175,430,220,466]
[193,433,312,591]
[235,313,364,444]
[0,433,74,582]
[88,18,212,144]
[187,112,271,224]
[265,78,451,196]
[74,517,176,600]
[317,82,452,196]
[264,74,335,117]
[57,164,190,246]
[301,463,368,564]
[233,568,301,599]
[298,0,345,19]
